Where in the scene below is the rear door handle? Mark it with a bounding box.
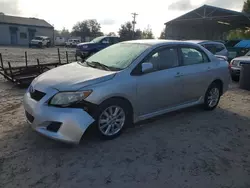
[175,72,183,78]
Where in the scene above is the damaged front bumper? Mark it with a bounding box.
[23,87,95,144]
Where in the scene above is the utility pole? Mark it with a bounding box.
[131,12,138,39]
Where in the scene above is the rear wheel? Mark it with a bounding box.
[203,83,221,110]
[94,99,132,140]
[231,75,239,82]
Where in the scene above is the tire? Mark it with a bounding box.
[93,99,132,140]
[231,75,239,82]
[38,42,42,48]
[203,82,221,111]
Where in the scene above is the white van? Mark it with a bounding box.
[65,39,81,47]
[55,37,66,46]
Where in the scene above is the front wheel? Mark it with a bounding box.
[94,99,132,140]
[203,83,221,110]
[46,42,51,48]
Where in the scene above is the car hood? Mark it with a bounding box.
[77,41,97,47]
[31,40,42,43]
[233,56,250,62]
[32,62,116,91]
[78,42,91,45]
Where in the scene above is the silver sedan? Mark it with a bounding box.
[230,54,250,81]
[23,40,231,144]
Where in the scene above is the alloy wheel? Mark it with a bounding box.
[98,105,126,136]
[207,87,220,108]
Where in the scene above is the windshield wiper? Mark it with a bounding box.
[79,60,121,71]
[85,61,113,71]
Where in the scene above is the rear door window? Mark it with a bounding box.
[181,48,209,66]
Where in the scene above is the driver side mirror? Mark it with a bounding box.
[141,62,153,73]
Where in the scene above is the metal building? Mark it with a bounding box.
[165,5,250,40]
[0,13,54,46]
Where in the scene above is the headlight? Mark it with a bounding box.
[49,90,92,107]
[231,60,240,67]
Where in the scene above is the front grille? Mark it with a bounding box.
[25,111,34,123]
[30,90,46,101]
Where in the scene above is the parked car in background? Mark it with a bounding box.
[230,50,250,81]
[29,36,51,48]
[55,36,66,46]
[227,47,250,62]
[65,39,81,47]
[76,36,120,59]
[187,40,229,59]
[24,40,230,144]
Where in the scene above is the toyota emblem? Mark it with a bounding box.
[29,86,35,93]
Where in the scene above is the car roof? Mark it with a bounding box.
[122,39,202,46]
[186,40,207,44]
[234,40,250,48]
[186,40,224,45]
[35,36,49,39]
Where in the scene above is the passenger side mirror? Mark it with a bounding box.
[141,62,153,73]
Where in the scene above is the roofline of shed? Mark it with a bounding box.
[0,22,54,29]
[164,4,250,25]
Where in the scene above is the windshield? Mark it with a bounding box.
[245,50,250,56]
[34,37,43,40]
[85,43,150,70]
[91,36,106,43]
[228,48,250,59]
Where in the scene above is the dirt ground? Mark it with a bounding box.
[0,47,250,188]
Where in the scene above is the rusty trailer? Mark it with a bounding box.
[0,50,69,85]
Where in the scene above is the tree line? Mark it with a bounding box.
[55,20,156,41]
[226,0,250,40]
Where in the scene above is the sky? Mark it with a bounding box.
[0,0,245,37]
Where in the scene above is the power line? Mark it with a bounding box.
[131,12,138,39]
